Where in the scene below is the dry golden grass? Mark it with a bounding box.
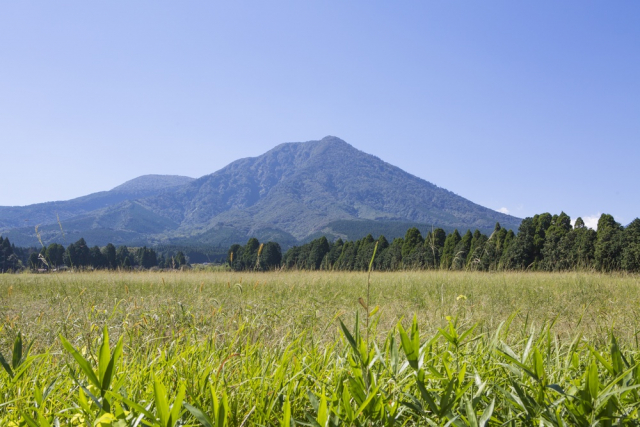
[2,270,640,351]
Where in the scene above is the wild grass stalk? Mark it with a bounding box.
[0,270,639,424]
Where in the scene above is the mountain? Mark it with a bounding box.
[1,137,521,247]
[0,175,194,232]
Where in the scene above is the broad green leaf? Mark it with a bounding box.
[21,411,41,427]
[12,332,23,369]
[281,395,291,427]
[184,403,213,427]
[398,322,418,371]
[465,398,478,427]
[106,390,156,420]
[355,384,380,418]
[587,360,599,402]
[154,375,170,427]
[101,336,124,394]
[219,389,229,427]
[59,335,100,389]
[95,413,117,427]
[0,350,14,378]
[339,319,359,357]
[170,383,186,426]
[317,392,328,427]
[478,399,494,427]
[98,326,110,386]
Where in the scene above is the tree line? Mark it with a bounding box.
[3,211,639,273]
[227,238,283,271]
[229,212,640,272]
[0,236,190,272]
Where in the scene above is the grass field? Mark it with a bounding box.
[1,270,640,425]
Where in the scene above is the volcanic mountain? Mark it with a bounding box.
[1,136,521,247]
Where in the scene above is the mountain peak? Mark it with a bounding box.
[111,175,194,193]
[0,137,522,247]
[319,135,348,144]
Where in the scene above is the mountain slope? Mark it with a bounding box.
[1,137,521,246]
[0,175,194,232]
[138,136,521,238]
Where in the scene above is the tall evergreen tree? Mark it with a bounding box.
[174,251,187,268]
[440,230,461,270]
[242,238,260,270]
[480,223,507,270]
[467,234,488,271]
[89,246,107,269]
[540,213,572,271]
[102,243,117,270]
[308,237,331,270]
[116,246,134,269]
[327,238,344,268]
[502,218,536,270]
[354,235,376,270]
[571,220,597,269]
[336,241,357,270]
[622,219,640,272]
[451,230,472,270]
[373,235,390,270]
[259,242,282,270]
[137,247,158,269]
[46,243,65,268]
[532,213,553,267]
[401,228,424,259]
[594,214,624,272]
[381,238,403,271]
[228,244,244,270]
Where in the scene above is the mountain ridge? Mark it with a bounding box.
[0,174,194,233]
[0,137,521,247]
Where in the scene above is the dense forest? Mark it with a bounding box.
[3,212,639,273]
[230,212,640,273]
[0,236,191,272]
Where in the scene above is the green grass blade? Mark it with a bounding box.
[170,383,186,426]
[101,335,123,394]
[0,350,14,378]
[98,326,110,386]
[12,332,23,369]
[281,395,291,427]
[59,335,101,389]
[153,375,170,427]
[184,402,214,427]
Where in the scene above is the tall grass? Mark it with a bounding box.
[0,270,639,425]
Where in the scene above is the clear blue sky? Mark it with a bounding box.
[1,1,639,228]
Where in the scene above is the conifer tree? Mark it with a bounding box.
[440,229,461,270]
[451,230,472,270]
[594,214,624,271]
[401,228,424,259]
[622,219,640,272]
[102,243,117,270]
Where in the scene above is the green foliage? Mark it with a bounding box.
[4,270,640,424]
[222,212,640,273]
[0,236,21,272]
[595,214,624,272]
[440,229,461,270]
[401,227,424,259]
[622,219,640,272]
[230,238,281,271]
